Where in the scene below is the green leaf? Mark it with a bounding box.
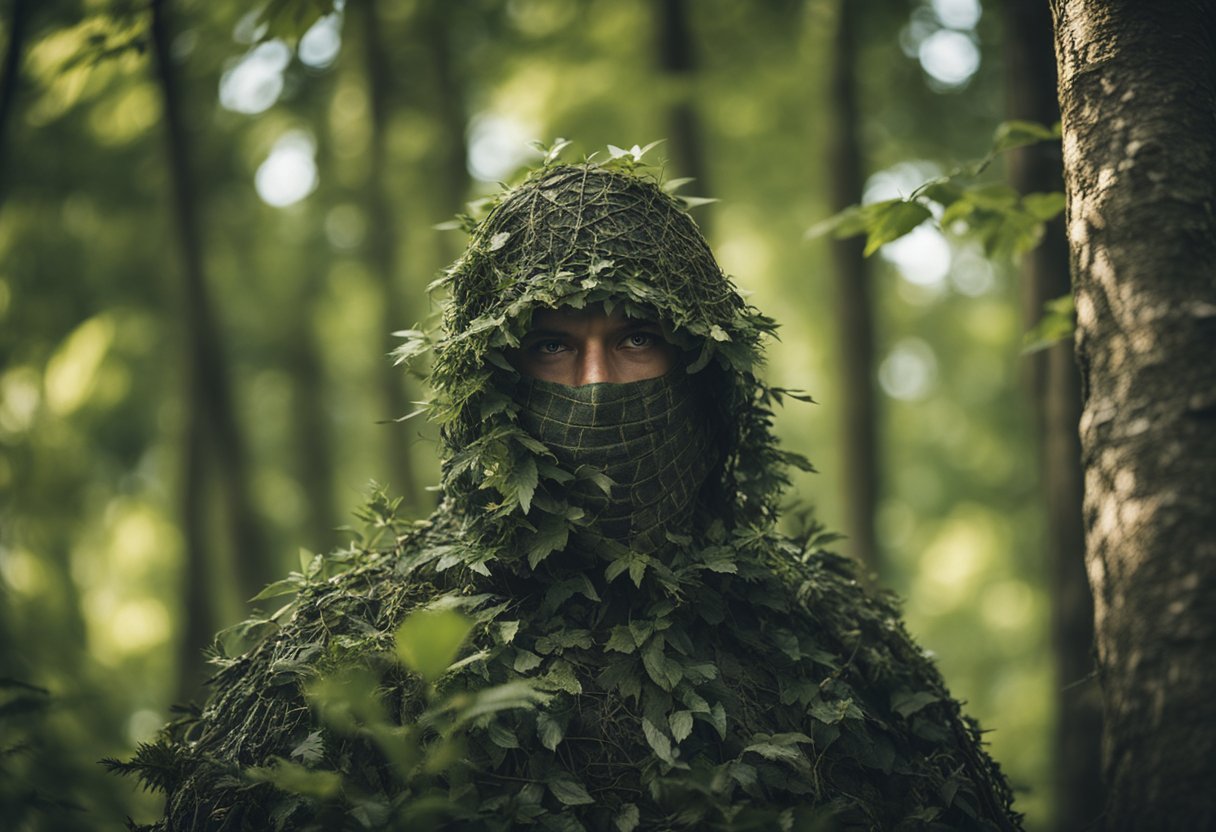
[708,702,727,739]
[487,721,520,749]
[863,199,932,256]
[615,803,641,832]
[496,620,521,645]
[1022,190,1066,221]
[1023,293,1075,353]
[628,556,648,588]
[548,777,595,806]
[606,626,638,654]
[641,716,675,764]
[513,649,543,673]
[539,659,582,694]
[290,731,325,766]
[642,639,682,691]
[891,690,941,719]
[508,455,539,515]
[248,759,341,799]
[805,204,870,240]
[527,515,569,569]
[669,710,694,743]
[537,711,564,751]
[992,119,1061,154]
[395,609,474,683]
[250,575,304,602]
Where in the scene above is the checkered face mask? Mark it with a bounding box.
[513,371,716,553]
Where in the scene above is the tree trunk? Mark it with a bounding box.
[657,0,712,235]
[1005,3,1103,829]
[1051,2,1216,828]
[150,0,269,691]
[0,0,31,214]
[826,0,880,576]
[356,0,419,508]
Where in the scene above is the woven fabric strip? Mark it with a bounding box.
[513,371,715,553]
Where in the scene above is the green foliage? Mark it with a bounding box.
[395,609,475,683]
[109,157,1019,831]
[809,120,1065,259]
[1023,294,1076,353]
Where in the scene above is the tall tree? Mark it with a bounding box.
[0,0,31,214]
[656,0,711,233]
[355,0,419,508]
[1005,3,1102,829]
[826,0,880,575]
[149,0,270,694]
[1051,2,1216,828]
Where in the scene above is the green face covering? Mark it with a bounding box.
[512,370,716,553]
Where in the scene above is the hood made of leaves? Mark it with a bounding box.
[404,157,812,574]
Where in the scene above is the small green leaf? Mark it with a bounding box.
[992,119,1061,154]
[863,199,932,256]
[891,690,940,719]
[513,649,543,673]
[1023,293,1075,353]
[488,231,511,251]
[537,712,564,751]
[527,515,569,569]
[606,626,637,654]
[290,731,325,766]
[487,721,520,749]
[641,717,675,764]
[508,455,539,515]
[497,620,521,645]
[669,710,694,743]
[549,777,595,806]
[615,803,641,832]
[248,759,341,799]
[1022,190,1066,221]
[395,608,474,683]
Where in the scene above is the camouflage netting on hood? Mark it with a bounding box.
[111,149,1021,831]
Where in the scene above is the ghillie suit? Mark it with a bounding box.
[112,156,1021,831]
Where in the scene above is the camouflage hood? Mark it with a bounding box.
[417,161,807,577]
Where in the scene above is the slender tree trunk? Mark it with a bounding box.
[419,0,468,227]
[288,282,339,553]
[0,0,31,213]
[826,0,880,576]
[1005,3,1103,829]
[150,0,270,691]
[1051,3,1216,828]
[657,0,712,235]
[356,0,418,508]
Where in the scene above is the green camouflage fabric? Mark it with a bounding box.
[512,371,716,553]
[111,152,1021,831]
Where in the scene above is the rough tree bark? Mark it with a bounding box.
[826,0,881,576]
[150,0,270,693]
[1004,3,1103,829]
[657,0,712,235]
[1051,2,1216,828]
[356,0,419,508]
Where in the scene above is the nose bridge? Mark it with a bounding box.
[577,336,611,385]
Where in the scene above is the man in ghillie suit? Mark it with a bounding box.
[113,152,1021,831]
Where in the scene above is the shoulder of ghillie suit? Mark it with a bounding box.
[112,145,1021,831]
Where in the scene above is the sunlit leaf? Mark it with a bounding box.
[394,608,474,683]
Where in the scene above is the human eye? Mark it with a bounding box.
[622,331,657,349]
[529,339,568,356]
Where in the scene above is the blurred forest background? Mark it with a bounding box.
[0,0,1099,829]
